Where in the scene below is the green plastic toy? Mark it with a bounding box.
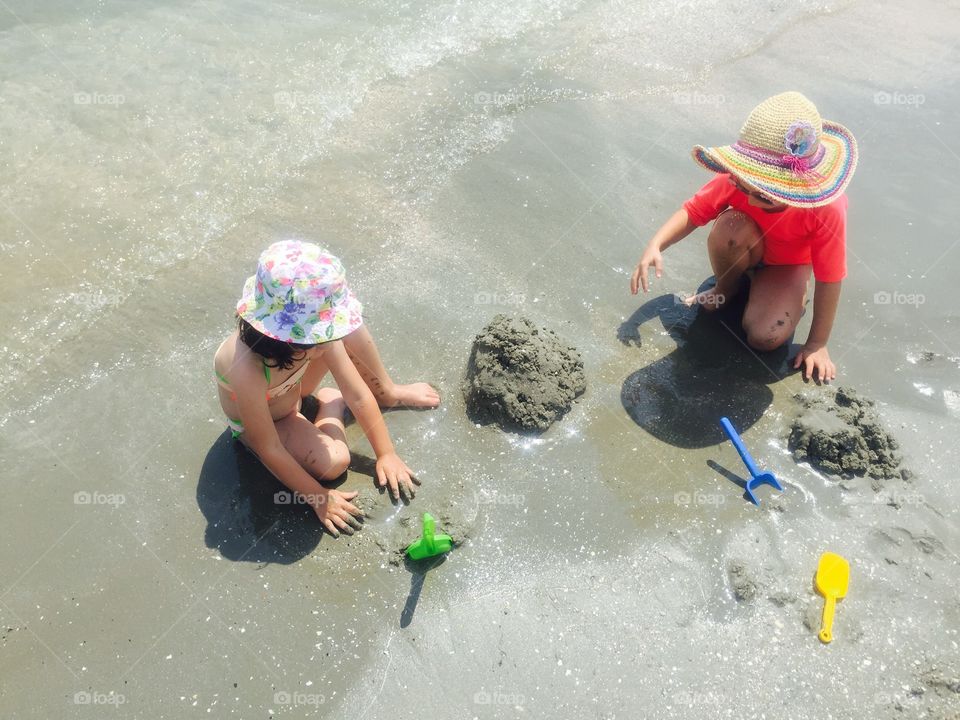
[405,513,453,560]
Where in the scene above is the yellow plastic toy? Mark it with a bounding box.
[815,551,850,644]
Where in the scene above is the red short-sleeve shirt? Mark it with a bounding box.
[682,174,848,282]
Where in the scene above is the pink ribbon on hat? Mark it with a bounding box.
[782,153,813,175]
[781,153,825,182]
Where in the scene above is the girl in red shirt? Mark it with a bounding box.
[630,91,858,382]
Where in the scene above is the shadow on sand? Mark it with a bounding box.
[196,432,327,564]
[619,278,796,449]
[196,394,383,563]
[399,554,447,628]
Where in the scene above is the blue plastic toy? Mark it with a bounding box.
[719,417,784,505]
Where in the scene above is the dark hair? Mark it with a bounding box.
[236,316,317,370]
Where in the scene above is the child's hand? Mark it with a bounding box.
[631,246,663,294]
[793,343,836,383]
[375,452,420,501]
[312,489,363,537]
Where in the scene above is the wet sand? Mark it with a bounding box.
[1,0,959,718]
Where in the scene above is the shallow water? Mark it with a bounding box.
[2,0,960,718]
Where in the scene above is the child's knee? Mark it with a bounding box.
[745,324,788,353]
[314,387,343,404]
[709,210,761,250]
[319,441,350,480]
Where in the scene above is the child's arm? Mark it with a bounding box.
[231,367,363,536]
[321,340,418,500]
[630,208,699,294]
[793,280,841,382]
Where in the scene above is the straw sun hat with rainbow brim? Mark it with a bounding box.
[236,240,363,344]
[692,91,858,208]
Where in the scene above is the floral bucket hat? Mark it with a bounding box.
[692,91,858,207]
[236,240,363,344]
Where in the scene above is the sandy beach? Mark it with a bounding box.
[1,0,958,718]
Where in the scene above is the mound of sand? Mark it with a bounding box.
[727,560,760,602]
[789,386,906,480]
[343,488,472,557]
[463,314,586,433]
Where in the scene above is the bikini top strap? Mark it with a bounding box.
[214,369,238,401]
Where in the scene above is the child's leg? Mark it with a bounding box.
[741,264,810,351]
[685,210,764,312]
[342,324,440,408]
[271,388,350,480]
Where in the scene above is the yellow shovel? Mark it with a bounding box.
[815,552,849,644]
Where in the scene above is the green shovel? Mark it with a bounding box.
[405,513,453,560]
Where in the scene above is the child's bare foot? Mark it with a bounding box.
[681,286,733,313]
[380,382,441,409]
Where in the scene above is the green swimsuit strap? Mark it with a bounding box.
[215,363,271,386]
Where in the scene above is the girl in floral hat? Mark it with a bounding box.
[630,91,858,382]
[214,240,439,537]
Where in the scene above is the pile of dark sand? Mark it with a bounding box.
[727,560,760,602]
[789,386,907,480]
[463,314,586,433]
[338,489,475,566]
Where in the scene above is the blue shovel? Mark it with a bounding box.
[720,417,783,505]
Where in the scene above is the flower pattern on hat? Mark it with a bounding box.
[236,240,363,344]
